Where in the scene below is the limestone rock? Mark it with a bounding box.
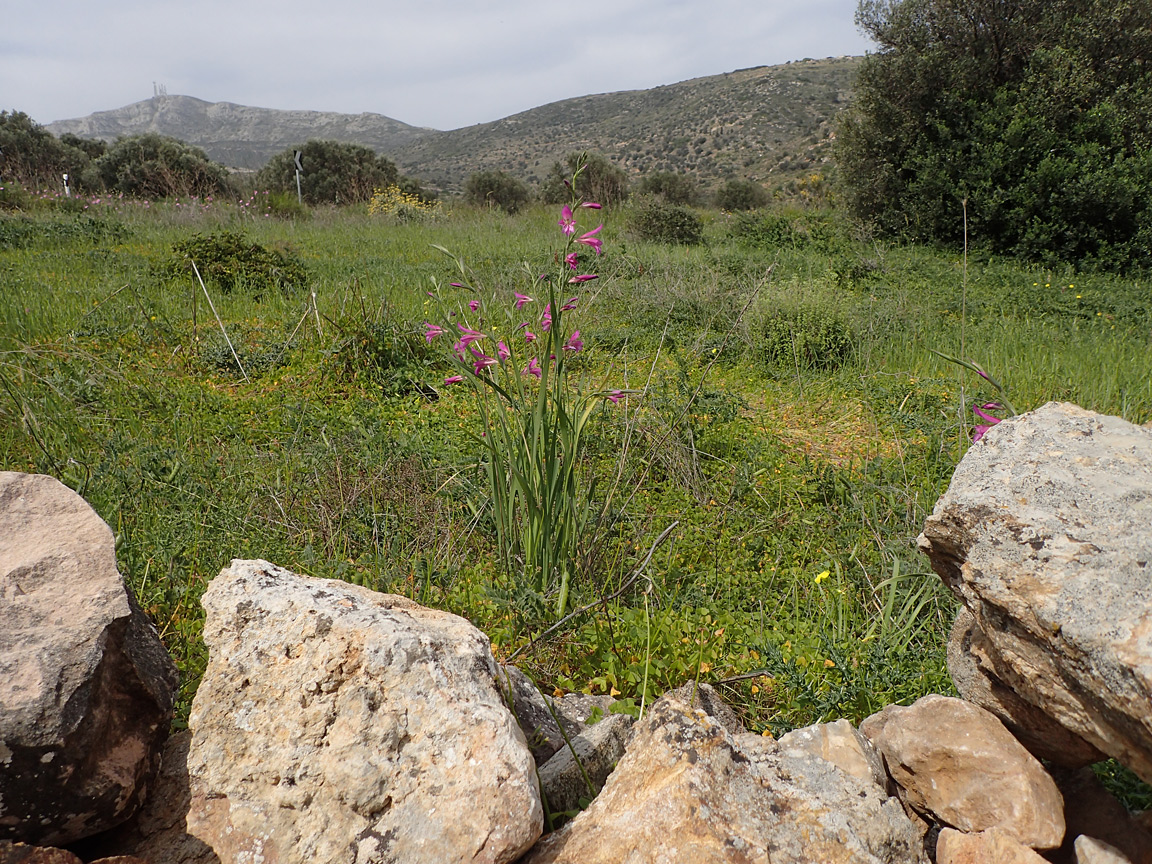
[665,681,746,734]
[0,843,82,864]
[918,403,1152,782]
[522,693,927,864]
[1052,766,1152,864]
[186,560,541,864]
[861,694,1065,849]
[936,827,1050,864]
[778,718,888,789]
[553,693,615,728]
[1075,836,1135,864]
[537,713,632,816]
[498,665,573,765]
[0,472,178,846]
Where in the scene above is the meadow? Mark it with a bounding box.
[3,195,1151,740]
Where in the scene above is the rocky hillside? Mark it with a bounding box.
[47,56,860,193]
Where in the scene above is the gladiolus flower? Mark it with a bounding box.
[541,306,552,332]
[606,390,624,403]
[444,375,464,384]
[565,252,579,270]
[450,282,467,289]
[568,274,597,284]
[972,402,1004,442]
[452,340,467,360]
[560,297,579,311]
[514,292,534,309]
[473,351,498,374]
[558,205,576,236]
[525,330,537,343]
[497,341,511,362]
[563,331,583,353]
[581,202,602,209]
[424,322,445,343]
[524,357,542,379]
[576,225,603,255]
[468,300,480,312]
[456,324,486,346]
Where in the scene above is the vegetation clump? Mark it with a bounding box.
[368,185,443,221]
[258,140,399,206]
[627,197,704,245]
[714,179,769,211]
[638,171,700,206]
[542,152,629,207]
[463,170,531,214]
[94,134,230,199]
[164,230,308,296]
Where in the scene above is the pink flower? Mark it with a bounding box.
[525,330,537,343]
[514,292,534,309]
[568,274,598,284]
[541,306,552,332]
[450,282,467,289]
[444,375,464,384]
[606,390,624,403]
[560,297,579,311]
[424,322,445,343]
[576,225,603,255]
[497,341,511,362]
[563,331,583,353]
[472,350,498,374]
[452,340,467,360]
[558,205,576,236]
[565,252,579,270]
[581,202,602,209]
[468,300,480,312]
[524,357,542,379]
[972,402,1004,442]
[456,324,486,346]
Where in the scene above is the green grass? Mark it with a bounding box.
[2,197,1150,739]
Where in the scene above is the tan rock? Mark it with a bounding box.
[186,560,541,864]
[778,718,888,789]
[1052,766,1152,864]
[1076,835,1135,864]
[538,713,632,817]
[861,694,1065,849]
[919,403,1152,782]
[522,694,927,864]
[0,842,83,864]
[936,827,1050,863]
[0,472,178,846]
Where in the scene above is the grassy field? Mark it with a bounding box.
[3,196,1151,740]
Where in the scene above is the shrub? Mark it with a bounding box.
[257,141,398,206]
[92,134,230,199]
[756,305,855,371]
[0,111,96,193]
[367,185,442,222]
[730,209,847,252]
[164,231,308,296]
[464,170,530,214]
[714,179,769,211]
[541,152,629,206]
[626,197,703,244]
[638,171,700,205]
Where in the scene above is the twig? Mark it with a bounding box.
[506,520,679,663]
[191,259,249,383]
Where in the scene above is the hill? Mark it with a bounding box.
[46,57,860,194]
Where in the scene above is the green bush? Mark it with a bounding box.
[731,209,847,252]
[164,231,308,296]
[0,181,33,211]
[756,305,855,371]
[0,111,97,193]
[93,134,230,199]
[464,170,530,214]
[541,152,629,206]
[257,141,399,206]
[626,197,704,244]
[638,171,700,205]
[714,179,769,211]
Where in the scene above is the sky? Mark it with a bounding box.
[3,1,875,131]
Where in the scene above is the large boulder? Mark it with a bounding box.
[919,403,1152,782]
[522,693,927,864]
[184,560,541,864]
[861,695,1065,850]
[0,472,178,846]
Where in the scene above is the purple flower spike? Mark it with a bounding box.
[971,402,1004,441]
[497,341,511,362]
[450,282,467,289]
[524,357,542,379]
[424,322,445,343]
[514,292,534,309]
[560,297,579,311]
[606,390,624,403]
[541,306,553,332]
[559,205,576,236]
[456,323,486,345]
[565,252,579,271]
[444,375,464,384]
[576,225,603,255]
[563,331,583,353]
[568,274,598,284]
[473,351,498,374]
[581,202,602,209]
[525,330,537,343]
[468,299,480,312]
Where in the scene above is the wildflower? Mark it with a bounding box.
[525,330,537,343]
[497,341,511,362]
[541,306,552,332]
[568,274,598,284]
[472,349,498,375]
[514,292,534,309]
[524,356,542,379]
[456,324,486,346]
[450,282,467,289]
[606,390,625,403]
[558,205,576,235]
[581,202,602,209]
[424,322,445,343]
[575,225,603,255]
[814,570,830,584]
[560,297,579,310]
[444,375,464,384]
[972,402,1004,442]
[565,252,579,270]
[563,331,583,353]
[469,300,480,312]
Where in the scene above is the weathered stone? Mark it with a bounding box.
[552,693,614,728]
[537,713,632,816]
[522,694,927,864]
[0,842,82,864]
[778,719,887,789]
[186,560,541,864]
[665,681,746,735]
[918,403,1152,782]
[1075,836,1135,864]
[948,608,1104,767]
[0,472,178,846]
[1052,766,1152,864]
[936,827,1050,864]
[88,857,150,864]
[497,665,573,765]
[861,694,1065,849]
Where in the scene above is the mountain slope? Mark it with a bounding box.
[47,56,860,192]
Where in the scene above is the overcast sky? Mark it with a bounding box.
[4,1,874,131]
